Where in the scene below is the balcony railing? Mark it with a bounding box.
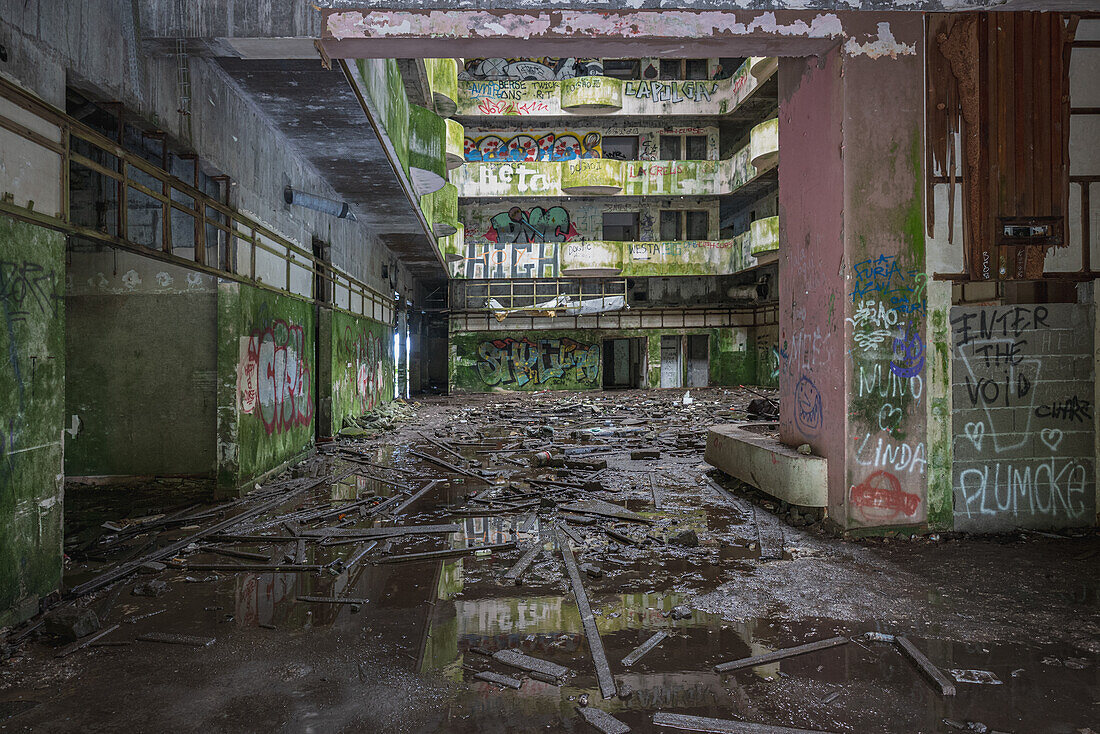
[454,57,776,117]
[451,121,777,198]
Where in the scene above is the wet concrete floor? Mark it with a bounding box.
[1,389,1097,733]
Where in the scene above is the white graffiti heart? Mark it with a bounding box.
[963,421,984,452]
[1040,428,1064,453]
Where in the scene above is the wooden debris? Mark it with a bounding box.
[55,624,120,658]
[474,670,522,689]
[388,479,446,516]
[621,631,668,667]
[502,545,542,585]
[297,523,459,538]
[652,712,837,733]
[555,525,617,699]
[579,706,631,734]
[714,636,849,673]
[295,596,369,605]
[895,636,957,696]
[136,632,216,647]
[375,542,516,564]
[492,649,570,680]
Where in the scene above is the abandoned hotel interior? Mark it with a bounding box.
[0,1,1097,732]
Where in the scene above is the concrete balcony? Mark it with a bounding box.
[425,57,459,117]
[453,144,774,198]
[555,216,780,277]
[749,117,779,171]
[445,119,465,170]
[455,57,775,118]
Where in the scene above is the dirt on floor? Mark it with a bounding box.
[0,388,1096,734]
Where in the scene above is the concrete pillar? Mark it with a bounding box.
[779,15,927,531]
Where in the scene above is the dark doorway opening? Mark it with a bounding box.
[602,337,645,388]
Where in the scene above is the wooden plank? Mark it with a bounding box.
[579,706,631,734]
[474,671,522,689]
[492,649,570,679]
[295,596,369,604]
[502,544,542,584]
[555,525,617,699]
[297,523,459,538]
[55,624,120,658]
[136,632,216,647]
[388,479,446,516]
[652,712,837,734]
[895,636,957,696]
[621,630,668,667]
[375,542,516,564]
[714,636,849,673]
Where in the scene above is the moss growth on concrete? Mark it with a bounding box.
[330,310,394,435]
[451,326,766,393]
[217,283,315,493]
[0,219,65,626]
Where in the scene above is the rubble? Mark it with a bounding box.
[43,606,100,642]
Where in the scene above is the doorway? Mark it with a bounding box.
[659,335,682,388]
[602,337,645,388]
[686,334,709,387]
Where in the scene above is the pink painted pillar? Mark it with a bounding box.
[779,16,928,531]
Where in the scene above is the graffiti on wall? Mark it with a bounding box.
[465,132,601,162]
[238,318,313,435]
[460,58,603,81]
[623,80,719,104]
[456,241,559,279]
[476,337,600,387]
[846,254,928,526]
[0,256,63,474]
[951,304,1095,529]
[338,325,387,414]
[486,207,578,244]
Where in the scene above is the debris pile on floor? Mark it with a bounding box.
[339,399,417,436]
[2,388,1094,734]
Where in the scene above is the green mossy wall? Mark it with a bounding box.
[451,326,766,393]
[0,219,65,626]
[330,310,394,435]
[217,283,315,492]
[65,289,217,476]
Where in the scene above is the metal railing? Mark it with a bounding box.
[0,75,393,324]
[450,277,627,313]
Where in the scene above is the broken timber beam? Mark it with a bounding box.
[555,525,617,699]
[621,630,668,667]
[714,636,849,673]
[473,670,522,689]
[492,649,570,680]
[375,542,516,564]
[388,479,446,516]
[579,706,631,734]
[297,523,459,538]
[502,544,542,585]
[894,636,956,696]
[652,712,838,734]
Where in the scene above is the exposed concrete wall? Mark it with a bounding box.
[65,255,218,477]
[0,2,396,298]
[0,218,65,627]
[951,303,1095,531]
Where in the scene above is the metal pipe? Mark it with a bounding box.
[283,187,356,221]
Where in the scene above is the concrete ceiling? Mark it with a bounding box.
[215,58,446,281]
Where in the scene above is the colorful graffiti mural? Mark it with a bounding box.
[238,319,313,435]
[456,241,559,279]
[622,80,719,103]
[464,132,601,162]
[460,58,602,81]
[486,206,578,244]
[476,337,600,387]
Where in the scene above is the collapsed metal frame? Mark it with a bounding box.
[449,277,628,313]
[0,75,394,325]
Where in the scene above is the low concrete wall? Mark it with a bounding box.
[705,423,827,507]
